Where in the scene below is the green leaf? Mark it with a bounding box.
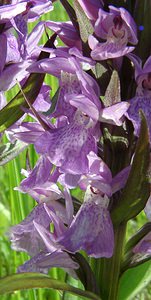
[0,273,101,300]
[74,253,99,295]
[118,260,151,300]
[73,0,93,43]
[111,112,150,224]
[91,62,112,95]
[71,187,85,202]
[104,70,121,107]
[93,63,108,80]
[0,35,57,133]
[103,128,129,150]
[0,203,10,234]
[0,140,27,166]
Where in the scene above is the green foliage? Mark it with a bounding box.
[103,71,121,106]
[0,141,27,166]
[73,0,93,43]
[0,203,10,235]
[0,273,101,300]
[118,260,151,300]
[111,112,150,224]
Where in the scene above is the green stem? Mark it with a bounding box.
[98,223,127,300]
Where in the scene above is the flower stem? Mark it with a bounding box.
[98,223,127,300]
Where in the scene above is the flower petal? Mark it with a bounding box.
[18,250,79,273]
[60,193,114,258]
[9,204,52,256]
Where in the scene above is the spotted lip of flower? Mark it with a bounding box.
[89,5,138,60]
[35,110,97,175]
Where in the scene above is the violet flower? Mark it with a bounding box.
[35,110,98,175]
[0,22,49,92]
[89,5,138,60]
[0,1,53,24]
[59,151,130,192]
[11,52,129,175]
[30,186,114,259]
[17,155,62,202]
[9,203,53,256]
[46,21,82,50]
[126,55,151,141]
[59,186,114,258]
[11,185,114,272]
[9,188,79,274]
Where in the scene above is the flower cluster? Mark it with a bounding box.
[0,0,151,299]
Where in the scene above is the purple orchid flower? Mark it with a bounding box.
[35,110,98,175]
[46,21,82,50]
[32,84,51,112]
[12,221,79,275]
[10,51,129,176]
[9,55,100,175]
[9,149,131,273]
[16,155,62,202]
[9,203,52,256]
[29,186,114,259]
[0,1,53,56]
[9,187,79,274]
[0,32,20,75]
[126,55,151,141]
[59,151,130,192]
[0,1,53,24]
[0,21,49,92]
[10,183,74,252]
[27,51,129,123]
[88,5,138,61]
[59,187,114,258]
[0,1,27,22]
[79,152,130,194]
[9,141,130,272]
[11,185,114,267]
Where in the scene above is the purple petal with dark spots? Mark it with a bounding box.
[35,113,97,175]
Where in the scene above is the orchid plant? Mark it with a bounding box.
[0,0,151,300]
